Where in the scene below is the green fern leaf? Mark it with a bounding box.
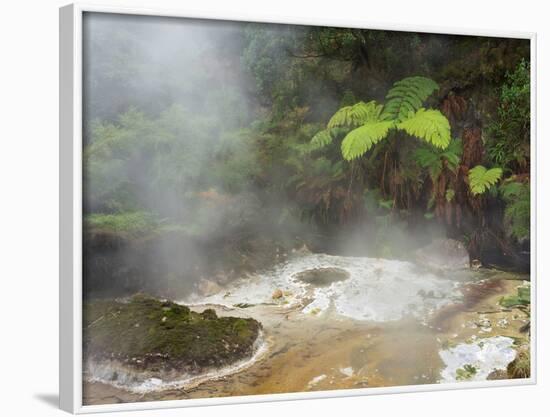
[440,138,463,168]
[310,129,334,150]
[414,147,442,180]
[309,127,348,151]
[414,148,440,169]
[468,165,503,195]
[341,121,394,161]
[381,77,439,122]
[327,100,383,128]
[397,109,451,149]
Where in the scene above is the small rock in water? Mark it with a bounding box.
[476,317,491,328]
[198,279,222,297]
[272,289,283,299]
[414,238,470,270]
[487,369,508,380]
[339,367,354,377]
[497,318,509,329]
[471,259,482,269]
[307,374,327,388]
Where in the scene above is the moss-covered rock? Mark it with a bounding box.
[83,294,262,374]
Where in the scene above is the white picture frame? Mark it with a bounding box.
[59,3,537,413]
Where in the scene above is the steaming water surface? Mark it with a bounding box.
[83,254,528,404]
[185,254,464,322]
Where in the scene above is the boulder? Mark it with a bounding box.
[415,238,470,271]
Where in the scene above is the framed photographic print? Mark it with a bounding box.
[59,3,536,413]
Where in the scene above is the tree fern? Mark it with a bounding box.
[397,109,451,149]
[440,138,463,167]
[468,165,503,195]
[308,127,346,151]
[414,138,462,180]
[310,76,451,162]
[341,121,394,160]
[381,76,439,122]
[327,100,383,128]
[309,129,334,150]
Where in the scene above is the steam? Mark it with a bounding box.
[82,13,449,300]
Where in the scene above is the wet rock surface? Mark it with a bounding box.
[415,238,470,271]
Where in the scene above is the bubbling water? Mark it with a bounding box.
[185,254,467,322]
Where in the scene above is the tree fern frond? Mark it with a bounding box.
[341,121,394,161]
[310,129,334,150]
[440,138,463,168]
[308,127,348,152]
[397,109,451,149]
[414,148,440,169]
[327,100,383,128]
[381,76,439,122]
[468,165,503,195]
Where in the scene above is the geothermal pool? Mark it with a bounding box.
[83,254,529,404]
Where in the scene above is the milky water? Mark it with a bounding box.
[184,254,466,322]
[439,336,517,382]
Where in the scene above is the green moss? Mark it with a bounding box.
[83,294,261,370]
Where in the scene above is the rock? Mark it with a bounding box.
[292,243,311,256]
[414,238,469,271]
[84,295,262,380]
[487,369,508,380]
[497,318,509,329]
[272,289,283,299]
[198,278,222,296]
[471,259,482,269]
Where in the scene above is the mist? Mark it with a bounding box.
[82,13,319,298]
[82,12,530,301]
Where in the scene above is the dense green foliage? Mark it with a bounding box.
[83,14,531,274]
[500,180,530,240]
[487,60,531,173]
